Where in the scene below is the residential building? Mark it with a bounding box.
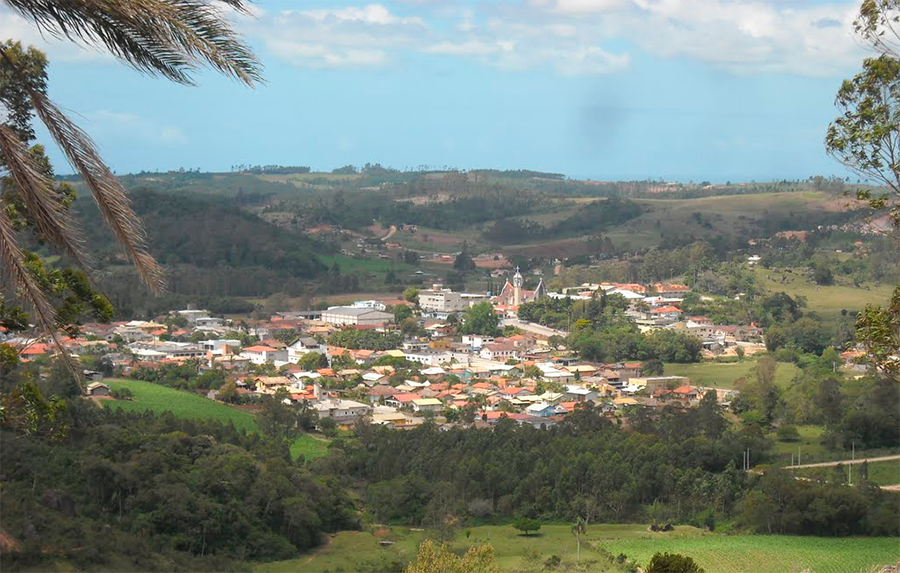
[287,337,326,363]
[241,345,288,364]
[312,399,371,423]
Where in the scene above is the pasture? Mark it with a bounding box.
[105,379,258,433]
[752,266,894,317]
[662,358,800,390]
[254,523,900,573]
[103,379,329,461]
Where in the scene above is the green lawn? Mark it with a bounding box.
[254,524,900,573]
[663,358,800,390]
[104,379,329,461]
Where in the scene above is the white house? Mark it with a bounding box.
[313,399,371,423]
[480,343,517,362]
[241,345,288,364]
[287,337,326,363]
[411,398,443,413]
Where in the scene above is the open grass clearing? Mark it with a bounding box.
[792,459,900,487]
[105,379,258,433]
[662,358,800,390]
[103,379,329,461]
[752,266,893,317]
[254,523,899,573]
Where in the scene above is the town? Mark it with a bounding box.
[7,267,796,433]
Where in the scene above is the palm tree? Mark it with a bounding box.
[0,0,262,367]
[571,516,587,562]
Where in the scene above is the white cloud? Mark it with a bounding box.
[85,110,187,145]
[0,6,115,64]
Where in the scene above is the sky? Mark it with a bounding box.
[0,0,874,181]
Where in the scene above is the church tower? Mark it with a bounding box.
[513,266,524,306]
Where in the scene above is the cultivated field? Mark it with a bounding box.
[599,529,899,573]
[254,524,900,573]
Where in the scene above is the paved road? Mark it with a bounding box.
[784,455,900,470]
[502,318,568,338]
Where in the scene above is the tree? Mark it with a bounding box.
[0,0,261,364]
[405,540,499,573]
[404,287,420,304]
[646,552,705,573]
[297,351,328,371]
[513,518,541,536]
[571,516,586,562]
[735,346,745,361]
[855,286,900,378]
[453,249,476,272]
[459,302,500,336]
[642,359,664,376]
[813,264,834,286]
[394,304,413,323]
[258,389,302,443]
[218,380,239,404]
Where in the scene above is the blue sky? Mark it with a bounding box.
[0,0,870,181]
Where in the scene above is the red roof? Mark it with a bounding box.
[243,345,277,352]
[651,306,682,314]
[672,385,697,395]
[391,393,420,403]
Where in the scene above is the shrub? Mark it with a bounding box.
[111,387,134,400]
[646,552,705,573]
[777,424,801,442]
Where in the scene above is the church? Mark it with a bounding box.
[492,267,546,308]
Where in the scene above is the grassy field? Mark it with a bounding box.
[752,266,894,317]
[254,524,900,573]
[105,379,258,433]
[792,460,900,487]
[599,529,899,573]
[663,358,800,390]
[290,433,331,461]
[104,379,329,461]
[769,425,827,460]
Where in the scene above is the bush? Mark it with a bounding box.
[646,552,705,573]
[777,424,801,442]
[111,387,134,400]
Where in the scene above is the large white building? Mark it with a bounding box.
[321,306,393,326]
[418,285,487,315]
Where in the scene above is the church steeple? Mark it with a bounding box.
[513,266,523,306]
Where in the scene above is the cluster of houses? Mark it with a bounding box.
[1,269,792,430]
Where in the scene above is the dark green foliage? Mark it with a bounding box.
[513,518,541,536]
[328,330,402,351]
[740,468,899,536]
[0,401,356,571]
[646,552,705,573]
[345,407,752,526]
[458,302,500,336]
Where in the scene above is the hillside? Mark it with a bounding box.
[66,188,329,315]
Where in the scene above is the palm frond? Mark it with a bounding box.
[0,201,80,381]
[28,90,165,293]
[0,124,87,268]
[3,0,263,86]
